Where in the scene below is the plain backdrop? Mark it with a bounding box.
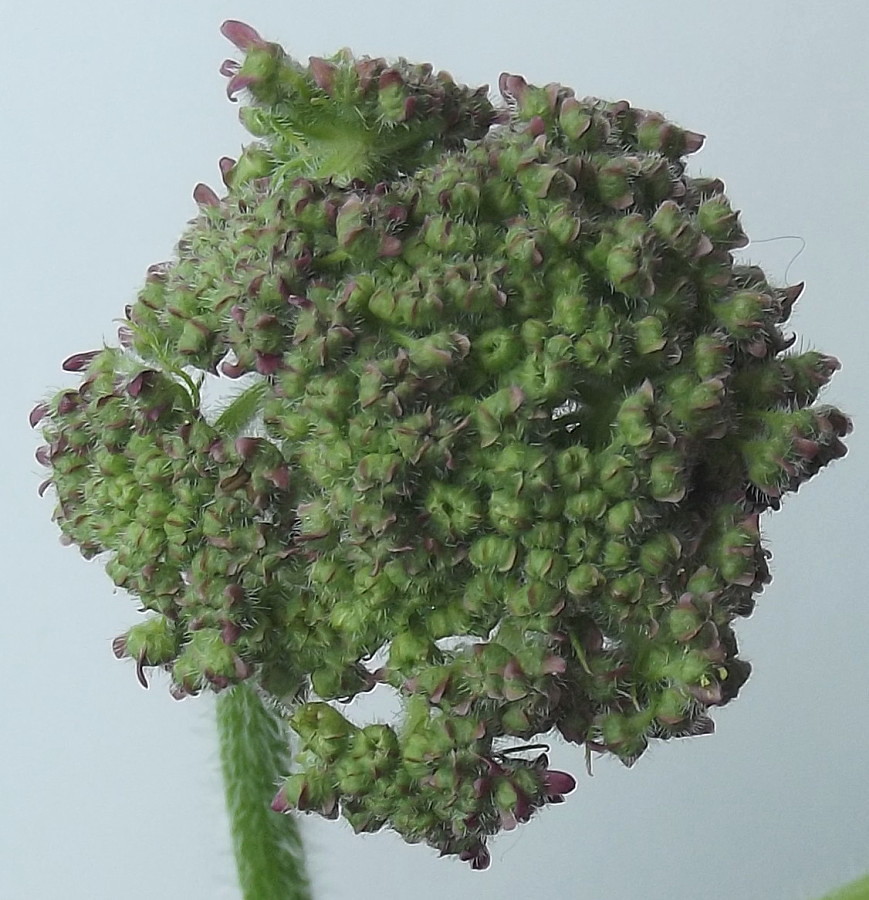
[4,2,868,898]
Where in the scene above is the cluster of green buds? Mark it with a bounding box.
[32,20,849,866]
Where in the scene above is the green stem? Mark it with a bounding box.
[217,683,312,900]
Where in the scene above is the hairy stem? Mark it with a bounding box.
[217,683,312,900]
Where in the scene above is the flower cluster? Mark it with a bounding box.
[33,20,849,866]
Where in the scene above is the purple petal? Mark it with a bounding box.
[146,261,170,282]
[235,436,260,459]
[498,72,529,103]
[255,352,282,375]
[224,583,245,605]
[265,465,291,491]
[220,358,248,378]
[126,371,151,397]
[62,350,99,372]
[29,403,48,428]
[541,654,567,675]
[378,68,404,90]
[226,73,259,102]
[221,621,242,645]
[526,115,546,137]
[471,846,491,871]
[57,393,78,416]
[270,787,291,813]
[219,156,236,187]
[542,769,576,796]
[308,56,337,95]
[513,789,532,823]
[219,58,240,77]
[220,20,266,51]
[683,130,706,154]
[193,183,220,207]
[286,293,313,309]
[37,478,53,497]
[135,652,149,689]
[378,235,402,257]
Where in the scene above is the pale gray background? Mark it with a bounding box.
[4,1,868,898]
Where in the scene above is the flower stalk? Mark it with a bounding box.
[217,682,312,900]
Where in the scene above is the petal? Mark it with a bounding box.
[220,20,266,51]
[193,183,220,207]
[62,350,99,372]
[29,403,48,428]
[542,769,576,796]
[226,73,259,102]
[219,156,236,187]
[308,56,337,95]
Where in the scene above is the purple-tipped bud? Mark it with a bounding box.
[309,56,338,95]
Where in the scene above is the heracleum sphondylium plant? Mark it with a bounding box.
[33,18,850,877]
